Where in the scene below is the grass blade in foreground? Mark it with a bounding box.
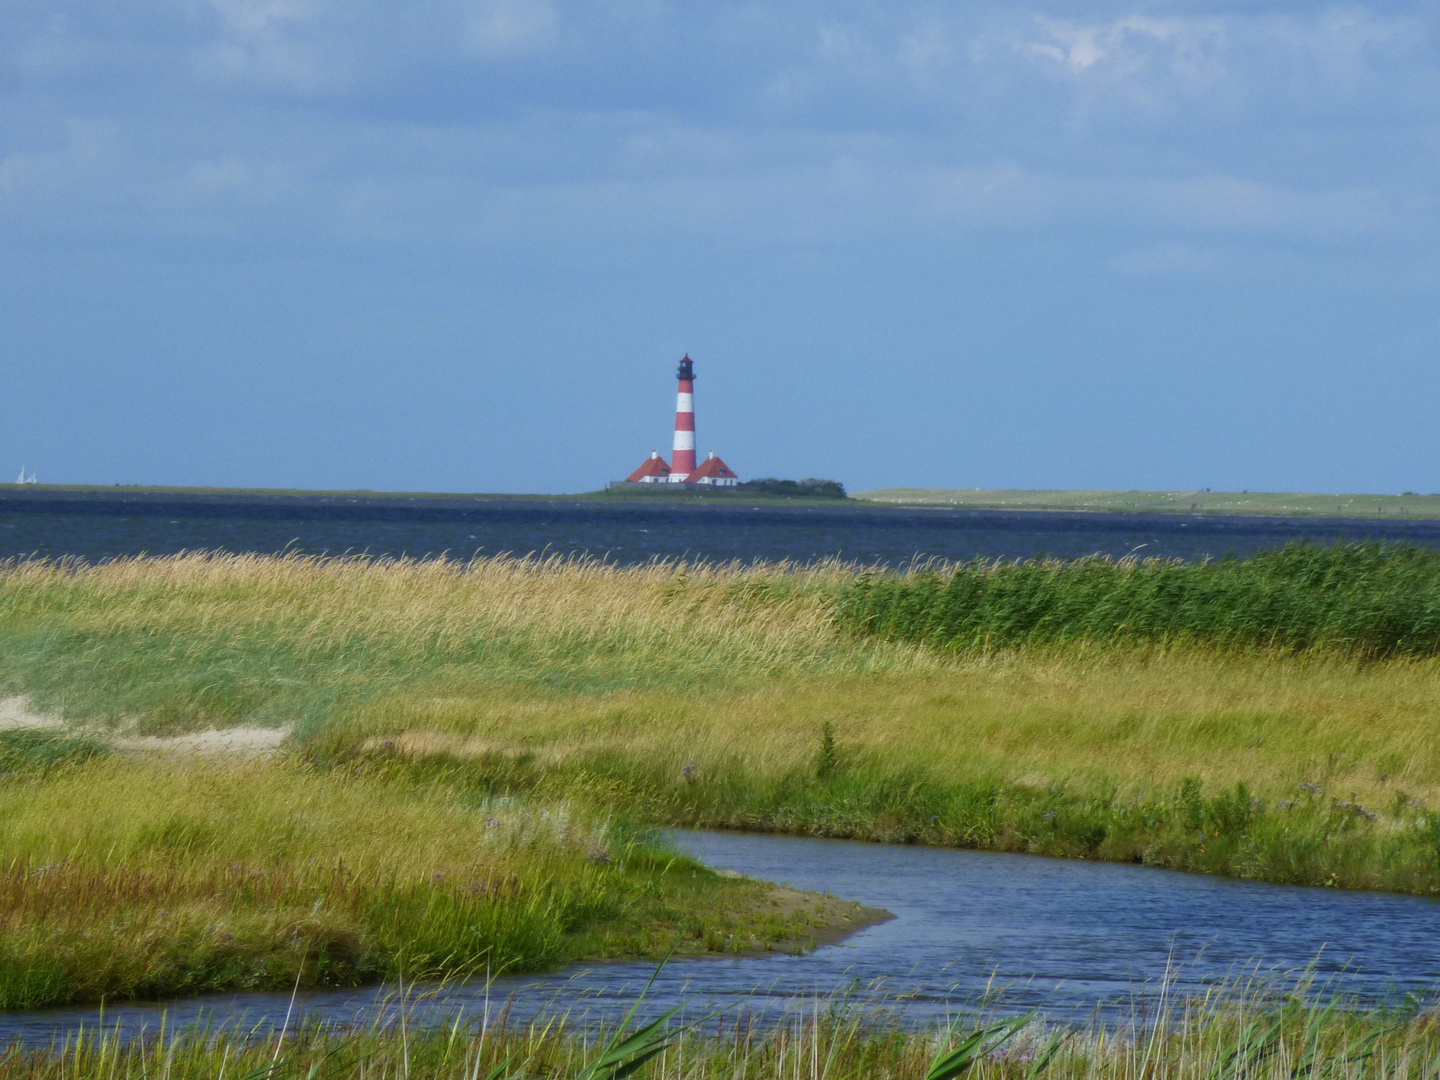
[926,1014,1032,1080]
[577,957,698,1080]
[5,982,1440,1080]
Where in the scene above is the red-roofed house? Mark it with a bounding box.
[625,451,672,483]
[683,452,739,487]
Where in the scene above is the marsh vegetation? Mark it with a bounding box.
[3,547,1440,1010]
[2,976,1438,1080]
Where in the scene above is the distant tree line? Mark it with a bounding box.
[740,477,847,499]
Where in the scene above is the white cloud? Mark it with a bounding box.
[0,1,1437,265]
[463,0,559,59]
[191,38,346,93]
[1000,6,1426,115]
[1142,173,1415,238]
[898,23,951,70]
[1022,16,1197,73]
[207,0,314,34]
[1007,12,1230,111]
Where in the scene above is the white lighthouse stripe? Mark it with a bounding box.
[673,431,696,451]
[675,393,693,412]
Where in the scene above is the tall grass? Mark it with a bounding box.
[0,755,834,1010]
[0,552,917,734]
[5,549,1440,907]
[1,979,1436,1080]
[838,544,1440,657]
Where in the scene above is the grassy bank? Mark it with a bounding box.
[3,980,1437,1080]
[855,488,1440,518]
[0,749,867,1010]
[2,548,1440,969]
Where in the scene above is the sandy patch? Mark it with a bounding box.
[0,697,64,730]
[1013,772,1053,791]
[113,727,289,759]
[364,731,561,763]
[765,886,894,950]
[0,697,287,758]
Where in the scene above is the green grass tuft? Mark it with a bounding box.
[0,730,106,772]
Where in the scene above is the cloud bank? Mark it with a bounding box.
[4,1,1436,261]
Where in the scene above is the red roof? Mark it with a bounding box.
[683,454,738,483]
[626,453,672,482]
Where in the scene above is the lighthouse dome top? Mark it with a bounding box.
[676,355,694,381]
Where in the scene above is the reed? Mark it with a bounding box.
[838,544,1440,657]
[0,978,1435,1080]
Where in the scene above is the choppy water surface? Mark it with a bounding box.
[4,490,1440,565]
[6,832,1438,1043]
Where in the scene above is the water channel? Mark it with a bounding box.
[7,831,1440,1044]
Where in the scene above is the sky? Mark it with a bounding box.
[2,1,1439,495]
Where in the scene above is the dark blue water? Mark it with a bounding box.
[6,831,1437,1043]
[4,490,1440,566]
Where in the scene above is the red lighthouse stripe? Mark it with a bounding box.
[672,363,697,477]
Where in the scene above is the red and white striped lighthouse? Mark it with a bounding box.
[669,354,697,481]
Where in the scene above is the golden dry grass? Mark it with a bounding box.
[1,551,896,673]
[6,551,1439,804]
[344,649,1440,811]
[5,552,1440,897]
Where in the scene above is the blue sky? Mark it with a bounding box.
[3,1,1438,494]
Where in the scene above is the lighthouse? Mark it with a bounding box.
[669,354,697,482]
[614,354,741,489]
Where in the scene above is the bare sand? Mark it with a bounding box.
[111,728,288,758]
[0,696,63,730]
[0,696,288,758]
[768,886,894,950]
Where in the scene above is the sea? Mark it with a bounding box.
[3,488,1440,565]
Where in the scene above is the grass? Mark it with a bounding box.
[838,544,1440,656]
[0,752,856,1010]
[0,551,879,734]
[854,488,1440,519]
[1,976,1438,1079]
[5,548,1440,1008]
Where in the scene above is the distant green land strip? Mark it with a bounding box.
[854,488,1440,519]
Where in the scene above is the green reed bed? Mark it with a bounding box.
[837,544,1440,656]
[3,979,1436,1080]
